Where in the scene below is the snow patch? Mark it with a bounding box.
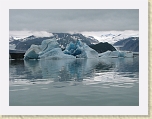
[9,31,53,40]
[81,30,139,44]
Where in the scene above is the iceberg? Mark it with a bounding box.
[98,51,119,58]
[98,50,133,58]
[39,48,75,60]
[40,38,59,55]
[24,38,75,60]
[24,37,132,60]
[120,51,133,58]
[63,40,98,58]
[24,45,41,59]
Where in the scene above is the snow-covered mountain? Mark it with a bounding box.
[9,30,139,52]
[9,32,99,51]
[9,36,23,42]
[81,30,139,44]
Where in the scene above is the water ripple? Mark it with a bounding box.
[10,57,139,89]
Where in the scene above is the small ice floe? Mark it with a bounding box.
[98,50,133,58]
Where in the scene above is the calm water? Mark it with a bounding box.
[9,56,139,106]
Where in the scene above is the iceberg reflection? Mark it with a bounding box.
[39,59,100,81]
[22,57,138,82]
[10,56,138,88]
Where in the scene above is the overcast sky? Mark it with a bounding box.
[9,9,139,32]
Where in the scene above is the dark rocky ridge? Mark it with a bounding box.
[89,42,116,53]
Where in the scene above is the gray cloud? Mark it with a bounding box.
[9,9,139,32]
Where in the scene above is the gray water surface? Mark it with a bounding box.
[9,57,139,106]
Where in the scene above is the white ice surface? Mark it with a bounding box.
[98,50,133,58]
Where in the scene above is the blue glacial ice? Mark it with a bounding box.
[63,40,98,58]
[24,38,133,60]
[38,39,75,59]
[24,45,41,60]
[24,38,75,60]
[39,48,75,60]
[24,38,98,60]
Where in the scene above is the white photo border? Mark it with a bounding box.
[0,0,148,115]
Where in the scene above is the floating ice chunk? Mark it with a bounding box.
[63,40,98,58]
[121,51,133,58]
[24,45,41,59]
[39,48,75,60]
[98,50,133,58]
[76,43,98,58]
[24,38,75,60]
[39,38,60,55]
[109,51,120,58]
[98,50,119,58]
[98,50,111,57]
[63,42,78,56]
[24,38,99,60]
